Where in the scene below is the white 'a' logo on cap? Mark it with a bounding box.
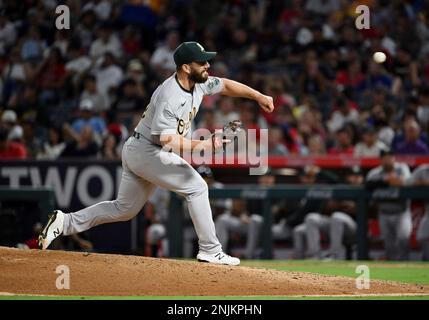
[196,43,204,52]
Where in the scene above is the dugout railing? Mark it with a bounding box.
[168,185,429,260]
[0,186,56,224]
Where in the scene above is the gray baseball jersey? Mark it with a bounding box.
[366,162,411,214]
[366,162,412,260]
[408,164,429,210]
[135,74,224,141]
[62,73,227,255]
[409,164,429,259]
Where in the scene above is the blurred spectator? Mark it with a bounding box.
[367,104,395,147]
[297,103,327,144]
[7,85,39,120]
[298,58,327,96]
[305,134,326,155]
[275,105,302,154]
[111,78,146,130]
[327,96,359,133]
[20,25,46,63]
[74,9,97,51]
[60,124,99,158]
[328,127,354,155]
[71,99,107,139]
[89,23,122,60]
[36,127,66,160]
[1,110,23,142]
[149,31,180,77]
[197,109,217,133]
[267,126,289,156]
[214,96,239,128]
[21,117,43,158]
[364,60,392,92]
[50,30,70,57]
[65,43,92,87]
[262,78,296,126]
[335,60,365,94]
[305,0,341,16]
[34,47,66,103]
[82,0,112,21]
[99,133,120,160]
[0,126,27,159]
[417,86,429,130]
[366,150,412,260]
[17,222,43,250]
[80,74,108,113]
[94,52,124,102]
[0,11,17,55]
[394,119,429,155]
[1,48,29,104]
[122,25,141,58]
[354,125,388,157]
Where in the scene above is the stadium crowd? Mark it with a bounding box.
[0,0,429,160]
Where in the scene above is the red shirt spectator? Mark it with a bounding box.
[0,126,27,159]
[328,128,355,155]
[36,47,66,91]
[0,141,28,159]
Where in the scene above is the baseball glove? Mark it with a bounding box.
[211,119,244,149]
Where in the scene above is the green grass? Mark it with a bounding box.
[240,260,429,285]
[2,260,429,300]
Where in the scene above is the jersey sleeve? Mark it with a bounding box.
[200,76,224,96]
[400,163,411,180]
[366,167,381,181]
[409,165,426,184]
[150,101,178,136]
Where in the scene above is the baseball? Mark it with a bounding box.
[373,51,386,63]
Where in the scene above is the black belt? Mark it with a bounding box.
[133,131,143,139]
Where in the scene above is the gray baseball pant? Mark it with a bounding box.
[215,213,263,258]
[378,210,412,261]
[305,213,330,259]
[62,136,222,254]
[305,212,357,259]
[292,223,307,259]
[416,211,429,261]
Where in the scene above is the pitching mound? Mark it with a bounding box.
[0,246,428,297]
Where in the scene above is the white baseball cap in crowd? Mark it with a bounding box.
[128,59,143,72]
[1,110,17,123]
[79,99,94,111]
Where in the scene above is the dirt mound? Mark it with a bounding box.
[0,247,428,297]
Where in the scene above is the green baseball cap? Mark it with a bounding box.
[173,41,217,66]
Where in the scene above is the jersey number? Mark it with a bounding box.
[177,119,185,135]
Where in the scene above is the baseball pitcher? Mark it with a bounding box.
[38,41,274,266]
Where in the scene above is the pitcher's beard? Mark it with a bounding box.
[189,69,208,83]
